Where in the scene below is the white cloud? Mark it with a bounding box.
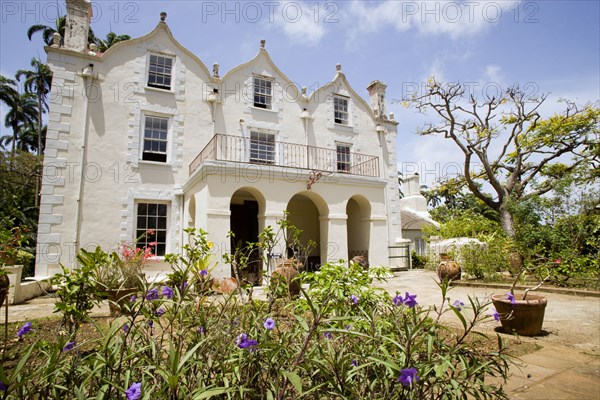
[484,65,503,84]
[346,0,519,42]
[271,1,326,46]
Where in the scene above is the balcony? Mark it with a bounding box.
[189,134,380,178]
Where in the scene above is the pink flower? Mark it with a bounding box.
[146,229,155,235]
[555,259,561,264]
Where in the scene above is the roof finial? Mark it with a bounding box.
[260,39,266,49]
[160,12,167,22]
[213,63,219,78]
[336,63,342,72]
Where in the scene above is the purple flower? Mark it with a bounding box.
[505,292,516,305]
[200,269,208,277]
[198,326,205,334]
[351,360,358,367]
[490,309,500,321]
[350,294,359,304]
[236,333,258,350]
[323,331,333,339]
[162,285,174,299]
[452,300,465,311]
[62,341,76,352]
[145,288,159,301]
[122,324,129,332]
[0,380,6,392]
[264,318,276,331]
[129,295,137,303]
[156,308,165,317]
[398,368,419,387]
[147,320,154,328]
[17,322,32,339]
[125,382,142,400]
[393,294,404,306]
[402,292,418,308]
[180,281,189,291]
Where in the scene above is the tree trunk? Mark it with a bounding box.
[499,207,516,239]
[499,206,523,273]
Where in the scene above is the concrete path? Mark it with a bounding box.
[2,270,599,399]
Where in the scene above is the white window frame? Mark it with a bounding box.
[253,75,273,109]
[336,142,351,173]
[146,53,174,90]
[249,130,276,165]
[141,113,170,163]
[135,201,169,256]
[334,95,349,125]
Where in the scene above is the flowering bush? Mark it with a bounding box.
[88,241,153,291]
[1,231,512,399]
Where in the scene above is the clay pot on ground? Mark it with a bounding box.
[210,277,239,294]
[437,260,461,281]
[351,256,369,269]
[271,264,301,298]
[105,287,139,316]
[491,293,548,336]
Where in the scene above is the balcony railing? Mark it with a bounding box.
[189,134,380,178]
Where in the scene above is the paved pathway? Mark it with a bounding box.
[2,270,599,399]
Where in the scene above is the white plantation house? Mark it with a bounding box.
[35,0,416,281]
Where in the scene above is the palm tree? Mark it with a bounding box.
[95,32,131,52]
[3,92,38,157]
[27,15,96,46]
[0,75,18,106]
[17,59,53,155]
[0,124,42,153]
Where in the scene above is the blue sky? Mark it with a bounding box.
[1,0,599,187]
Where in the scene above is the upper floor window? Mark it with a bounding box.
[253,76,273,109]
[147,54,173,90]
[136,202,168,256]
[334,96,349,125]
[142,115,168,163]
[336,143,351,172]
[250,131,275,164]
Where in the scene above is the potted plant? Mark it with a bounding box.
[82,242,152,315]
[491,256,553,336]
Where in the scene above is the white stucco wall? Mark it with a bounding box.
[36,17,402,278]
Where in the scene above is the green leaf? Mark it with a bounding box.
[193,387,238,399]
[283,371,303,395]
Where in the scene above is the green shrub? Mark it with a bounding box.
[2,258,512,399]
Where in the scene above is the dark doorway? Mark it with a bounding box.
[230,200,261,285]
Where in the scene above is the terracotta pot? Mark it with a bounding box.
[271,265,300,298]
[210,277,239,294]
[491,293,547,336]
[105,288,138,316]
[437,260,461,281]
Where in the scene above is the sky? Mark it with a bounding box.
[1,0,599,188]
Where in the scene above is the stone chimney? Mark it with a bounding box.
[400,173,428,212]
[367,80,387,119]
[64,0,92,52]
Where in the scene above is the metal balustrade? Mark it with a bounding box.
[189,134,380,178]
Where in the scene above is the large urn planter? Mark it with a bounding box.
[271,261,301,298]
[437,260,461,281]
[105,288,138,316]
[491,293,547,336]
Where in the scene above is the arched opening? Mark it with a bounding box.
[286,193,325,272]
[230,188,264,285]
[346,195,371,265]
